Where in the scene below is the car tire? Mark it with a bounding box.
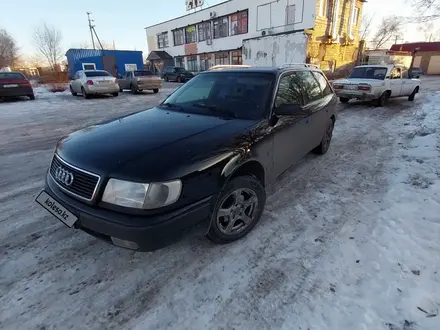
[408,87,418,101]
[177,76,182,83]
[164,76,169,82]
[375,91,389,107]
[313,118,334,155]
[81,87,89,99]
[153,88,159,94]
[339,97,350,103]
[207,175,266,245]
[112,92,119,97]
[70,85,77,96]
[28,94,35,100]
[131,84,137,94]
[119,87,123,92]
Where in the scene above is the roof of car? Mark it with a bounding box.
[200,64,321,75]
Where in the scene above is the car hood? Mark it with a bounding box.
[333,78,385,86]
[56,107,257,180]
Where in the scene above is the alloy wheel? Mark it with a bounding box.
[216,188,258,235]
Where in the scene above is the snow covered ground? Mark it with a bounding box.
[0,78,439,330]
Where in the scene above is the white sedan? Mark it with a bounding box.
[332,64,421,107]
[70,70,120,99]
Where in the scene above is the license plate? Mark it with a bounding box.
[345,85,357,90]
[35,191,78,228]
[99,81,110,84]
[3,84,18,88]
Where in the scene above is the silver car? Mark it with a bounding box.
[69,70,120,99]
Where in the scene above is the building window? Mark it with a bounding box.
[185,25,197,44]
[198,22,211,42]
[187,56,198,72]
[173,29,185,46]
[82,63,96,70]
[231,50,242,65]
[200,53,213,71]
[319,0,331,18]
[215,52,230,65]
[353,7,359,26]
[213,17,229,39]
[231,11,248,35]
[157,32,168,49]
[175,57,184,67]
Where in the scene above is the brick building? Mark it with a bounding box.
[145,0,366,72]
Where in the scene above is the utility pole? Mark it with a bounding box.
[87,12,96,49]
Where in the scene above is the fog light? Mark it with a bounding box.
[111,237,139,250]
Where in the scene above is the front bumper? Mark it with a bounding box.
[0,86,33,97]
[45,173,212,251]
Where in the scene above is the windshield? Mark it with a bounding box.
[162,72,275,120]
[84,71,112,77]
[0,72,25,79]
[348,67,387,80]
[175,67,187,73]
[134,70,154,76]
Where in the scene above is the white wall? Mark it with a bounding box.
[242,33,307,66]
[145,0,317,58]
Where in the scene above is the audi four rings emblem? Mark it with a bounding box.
[55,166,74,186]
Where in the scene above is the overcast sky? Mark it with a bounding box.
[0,0,432,60]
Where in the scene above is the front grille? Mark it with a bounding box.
[50,155,100,201]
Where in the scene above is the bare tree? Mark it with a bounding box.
[407,0,440,22]
[372,16,402,49]
[76,40,115,50]
[34,23,63,70]
[360,12,375,41]
[0,29,19,68]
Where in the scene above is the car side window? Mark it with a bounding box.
[391,67,402,79]
[294,71,322,103]
[275,74,304,107]
[312,71,333,96]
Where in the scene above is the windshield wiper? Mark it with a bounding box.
[192,102,238,118]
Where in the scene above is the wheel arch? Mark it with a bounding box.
[222,159,266,188]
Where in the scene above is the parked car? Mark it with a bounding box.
[36,64,337,252]
[332,64,421,106]
[162,66,194,82]
[409,67,424,78]
[0,72,35,100]
[117,70,162,94]
[69,70,119,99]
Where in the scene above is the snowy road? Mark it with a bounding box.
[1,80,439,330]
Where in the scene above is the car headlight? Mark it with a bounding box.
[102,178,182,209]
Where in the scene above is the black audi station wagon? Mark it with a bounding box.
[36,64,337,251]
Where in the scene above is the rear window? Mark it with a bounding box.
[348,67,387,80]
[84,71,112,77]
[0,72,26,80]
[134,71,154,77]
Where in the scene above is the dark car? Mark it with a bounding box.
[409,67,424,78]
[162,66,194,82]
[36,64,337,252]
[0,72,35,100]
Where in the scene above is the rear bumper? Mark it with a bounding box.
[45,173,212,251]
[0,87,33,97]
[137,82,162,90]
[85,85,120,94]
[335,90,378,101]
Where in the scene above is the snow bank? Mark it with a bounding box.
[33,85,70,99]
[286,92,440,330]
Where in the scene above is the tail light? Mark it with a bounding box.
[86,80,94,85]
[333,84,343,89]
[358,85,371,91]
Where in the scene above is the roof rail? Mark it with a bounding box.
[281,63,320,69]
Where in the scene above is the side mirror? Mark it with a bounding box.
[274,103,302,116]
